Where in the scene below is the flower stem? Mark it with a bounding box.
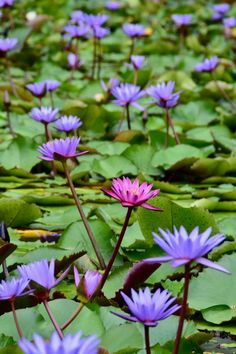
[43,299,63,339]
[144,325,151,354]
[5,107,15,138]
[211,72,236,111]
[91,36,97,79]
[62,162,106,269]
[49,92,54,108]
[129,38,135,59]
[164,108,170,148]
[97,40,102,80]
[2,260,9,279]
[61,302,84,331]
[10,300,23,338]
[44,123,56,176]
[166,109,180,145]
[173,263,190,354]
[126,104,131,130]
[99,207,133,290]
[133,69,138,85]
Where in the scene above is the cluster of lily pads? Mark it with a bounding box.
[1,0,236,353]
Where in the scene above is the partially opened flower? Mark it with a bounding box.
[130,55,145,70]
[171,14,192,27]
[145,226,229,273]
[111,83,144,110]
[0,278,32,301]
[113,287,180,326]
[30,107,59,123]
[212,3,230,20]
[0,38,18,54]
[123,23,145,38]
[84,13,108,29]
[18,259,69,293]
[38,137,87,161]
[223,17,236,28]
[64,24,89,39]
[55,115,83,132]
[195,56,218,72]
[146,81,181,108]
[26,82,47,99]
[105,1,121,10]
[102,177,161,210]
[68,52,79,70]
[74,267,102,300]
[93,26,110,39]
[44,80,60,92]
[70,10,86,25]
[19,331,100,354]
[101,77,119,93]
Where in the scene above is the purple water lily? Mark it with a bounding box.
[18,259,69,292]
[113,287,180,326]
[102,177,161,210]
[105,1,121,10]
[38,137,87,161]
[0,0,14,8]
[0,38,17,53]
[70,10,86,25]
[171,14,192,27]
[74,267,102,299]
[146,81,181,108]
[64,24,89,39]
[145,226,229,273]
[195,56,218,72]
[55,115,83,132]
[101,77,119,93]
[123,23,145,38]
[68,52,79,70]
[30,107,59,123]
[84,13,108,29]
[130,55,145,70]
[19,331,100,354]
[26,82,47,99]
[44,80,60,92]
[0,278,32,301]
[93,26,110,39]
[111,83,144,110]
[223,17,236,28]
[212,3,230,20]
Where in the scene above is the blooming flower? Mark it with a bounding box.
[26,82,47,98]
[111,83,145,110]
[0,0,14,8]
[64,24,89,39]
[0,38,17,53]
[123,23,145,38]
[18,259,69,292]
[38,137,87,161]
[84,14,108,29]
[105,1,121,10]
[113,287,180,326]
[146,81,181,108]
[102,177,161,210]
[70,10,86,25]
[74,267,102,299]
[44,80,60,92]
[145,226,229,273]
[130,55,145,70]
[93,26,110,39]
[212,3,230,20]
[0,278,32,301]
[195,56,218,72]
[223,17,236,28]
[30,107,59,123]
[55,115,83,132]
[19,331,100,354]
[101,78,119,93]
[171,14,192,27]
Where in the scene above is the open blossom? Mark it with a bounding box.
[102,177,161,210]
[70,10,86,25]
[223,17,236,28]
[55,115,83,132]
[0,0,14,8]
[145,226,229,273]
[30,107,59,123]
[113,287,180,326]
[93,26,110,39]
[84,13,108,29]
[111,83,145,110]
[0,278,32,301]
[195,56,218,72]
[171,14,192,27]
[146,81,181,108]
[74,267,102,299]
[26,82,47,98]
[18,259,69,292]
[38,137,87,161]
[0,38,17,53]
[44,80,60,92]
[212,3,230,20]
[130,55,145,70]
[19,331,100,354]
[123,23,145,38]
[64,24,89,39]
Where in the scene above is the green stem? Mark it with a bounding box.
[144,325,151,354]
[166,109,180,145]
[126,104,131,130]
[91,36,97,79]
[10,300,23,338]
[43,300,63,339]
[62,162,106,269]
[99,207,133,290]
[172,263,190,354]
[61,302,84,331]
